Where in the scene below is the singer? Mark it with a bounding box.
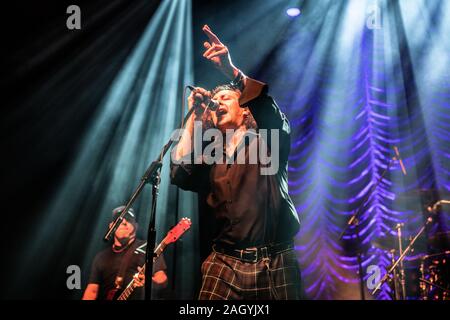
[170,25,301,300]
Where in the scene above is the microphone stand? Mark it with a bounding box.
[372,216,434,296]
[338,156,395,300]
[103,106,197,300]
[389,249,400,300]
[355,223,365,300]
[395,223,407,299]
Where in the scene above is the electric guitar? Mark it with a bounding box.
[116,217,192,300]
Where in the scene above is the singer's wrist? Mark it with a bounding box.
[232,67,240,79]
[223,65,239,80]
[230,69,246,91]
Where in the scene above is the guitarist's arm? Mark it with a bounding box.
[152,254,168,288]
[82,253,102,300]
[82,284,99,300]
[152,270,168,286]
[133,268,168,287]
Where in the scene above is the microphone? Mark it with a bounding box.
[187,85,219,111]
[428,200,450,212]
[393,146,407,176]
[395,223,404,229]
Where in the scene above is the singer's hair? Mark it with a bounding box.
[206,84,257,130]
[211,84,239,97]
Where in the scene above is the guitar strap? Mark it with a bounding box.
[114,240,138,289]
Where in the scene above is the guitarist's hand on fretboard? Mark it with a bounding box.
[133,266,145,287]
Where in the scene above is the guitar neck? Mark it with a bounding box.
[154,240,167,259]
[117,263,146,300]
[116,240,168,300]
[115,218,191,301]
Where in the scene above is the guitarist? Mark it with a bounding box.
[82,206,168,300]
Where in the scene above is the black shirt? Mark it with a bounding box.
[88,239,167,300]
[170,78,300,249]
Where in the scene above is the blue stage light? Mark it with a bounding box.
[286,7,301,17]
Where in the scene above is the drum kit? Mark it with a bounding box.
[339,149,449,300]
[419,249,450,300]
[371,198,450,300]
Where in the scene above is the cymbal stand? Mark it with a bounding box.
[372,216,434,295]
[389,249,400,300]
[396,223,407,299]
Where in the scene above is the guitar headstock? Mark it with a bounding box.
[164,217,192,244]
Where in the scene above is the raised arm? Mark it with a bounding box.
[202,25,289,132]
[202,24,243,82]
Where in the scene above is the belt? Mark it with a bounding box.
[212,241,294,263]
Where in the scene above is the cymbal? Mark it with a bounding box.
[397,189,450,199]
[429,231,450,241]
[371,234,408,251]
[421,250,450,260]
[405,253,428,261]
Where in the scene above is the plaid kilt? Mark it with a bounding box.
[198,247,302,300]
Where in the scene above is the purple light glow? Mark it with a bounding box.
[261,5,448,299]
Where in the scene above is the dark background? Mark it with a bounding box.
[1,0,161,299]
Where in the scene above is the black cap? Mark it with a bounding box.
[112,205,136,223]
